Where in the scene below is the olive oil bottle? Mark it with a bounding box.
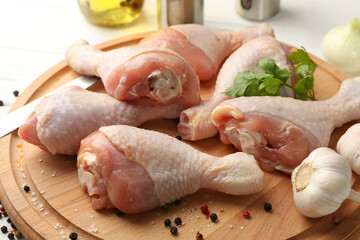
[78,0,144,27]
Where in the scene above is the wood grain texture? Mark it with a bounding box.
[0,32,358,240]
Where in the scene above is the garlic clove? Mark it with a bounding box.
[291,147,354,218]
[337,123,360,175]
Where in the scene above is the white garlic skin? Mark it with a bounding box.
[337,123,360,175]
[291,148,352,218]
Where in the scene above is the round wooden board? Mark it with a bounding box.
[0,31,359,240]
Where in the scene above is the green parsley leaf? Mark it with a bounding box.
[288,47,317,74]
[224,48,317,101]
[260,77,284,96]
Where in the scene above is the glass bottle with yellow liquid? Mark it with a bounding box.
[78,0,144,27]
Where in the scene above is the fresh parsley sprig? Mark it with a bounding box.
[224,47,317,101]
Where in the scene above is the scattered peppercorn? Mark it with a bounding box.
[7,233,14,240]
[196,232,203,240]
[8,233,15,240]
[170,226,178,235]
[333,216,340,224]
[200,204,209,214]
[243,211,251,218]
[175,135,182,141]
[210,213,218,222]
[264,202,272,212]
[23,185,30,193]
[15,231,23,239]
[174,217,182,226]
[1,226,8,233]
[13,90,19,97]
[10,223,16,230]
[69,232,78,240]
[6,218,11,224]
[115,208,125,217]
[2,211,7,217]
[163,204,171,212]
[0,100,3,106]
[174,199,181,205]
[164,218,171,227]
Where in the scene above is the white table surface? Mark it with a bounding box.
[0,0,359,239]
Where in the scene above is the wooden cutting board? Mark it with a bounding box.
[0,31,359,240]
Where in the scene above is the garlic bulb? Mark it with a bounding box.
[322,18,360,75]
[337,123,360,174]
[291,147,360,218]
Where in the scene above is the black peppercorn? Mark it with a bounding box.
[175,135,182,141]
[164,218,171,227]
[7,233,14,240]
[170,226,178,235]
[6,218,11,224]
[115,208,125,217]
[196,232,204,240]
[1,226,7,233]
[23,185,30,193]
[174,199,181,205]
[264,202,272,212]
[15,231,23,239]
[69,232,78,240]
[13,90,19,97]
[10,223,16,230]
[210,213,217,222]
[0,100,3,106]
[174,217,182,225]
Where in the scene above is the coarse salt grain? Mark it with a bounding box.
[75,209,78,212]
[40,190,45,194]
[207,224,211,228]
[39,208,44,212]
[196,216,200,219]
[191,229,194,233]
[229,225,233,229]
[31,198,37,202]
[44,211,48,216]
[91,215,94,219]
[51,171,57,177]
[31,192,36,197]
[240,226,244,230]
[40,170,44,174]
[39,204,44,208]
[60,230,64,234]
[199,225,202,228]
[62,235,66,239]
[38,158,43,162]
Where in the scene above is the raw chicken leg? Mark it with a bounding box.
[18,86,186,156]
[139,23,274,81]
[211,77,360,173]
[178,36,296,140]
[77,125,264,214]
[65,41,200,106]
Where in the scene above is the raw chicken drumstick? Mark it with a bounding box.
[139,23,274,81]
[178,36,296,141]
[211,77,360,173]
[18,86,187,156]
[77,125,264,214]
[65,41,200,106]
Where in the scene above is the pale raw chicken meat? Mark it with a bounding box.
[139,23,275,81]
[77,125,264,214]
[65,40,200,106]
[178,36,296,140]
[211,77,360,173]
[18,86,186,156]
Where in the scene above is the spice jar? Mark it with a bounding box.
[157,0,204,29]
[78,0,144,27]
[236,0,280,21]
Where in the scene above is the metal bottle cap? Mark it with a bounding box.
[236,0,280,21]
[158,0,204,28]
